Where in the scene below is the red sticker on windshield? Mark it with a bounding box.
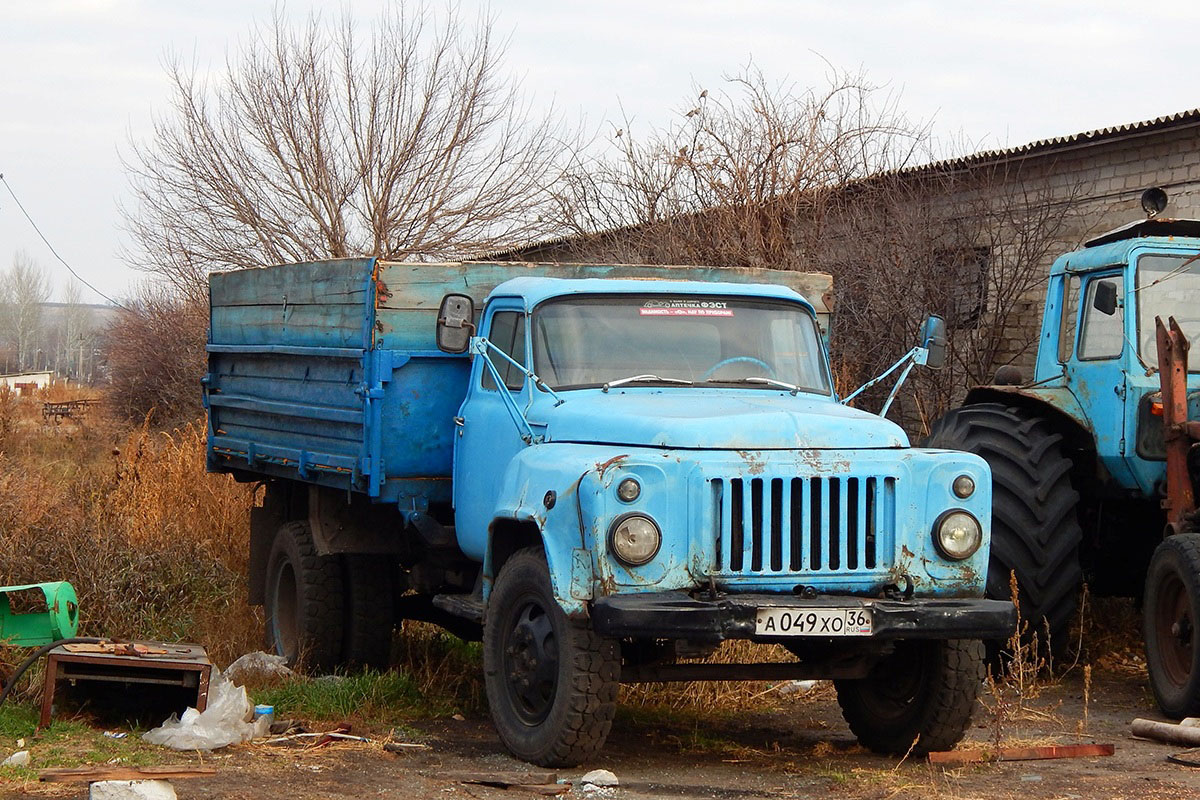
[640,300,733,317]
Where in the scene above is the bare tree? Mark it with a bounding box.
[822,162,1093,430]
[547,65,930,269]
[541,66,1090,432]
[59,280,96,380]
[0,252,52,371]
[123,4,572,303]
[105,283,208,424]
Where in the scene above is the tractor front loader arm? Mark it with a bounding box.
[1155,316,1200,535]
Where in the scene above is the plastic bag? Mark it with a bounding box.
[223,651,294,687]
[142,670,268,751]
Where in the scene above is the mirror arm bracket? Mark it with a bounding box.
[843,346,923,405]
[470,337,537,444]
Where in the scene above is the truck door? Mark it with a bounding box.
[1068,270,1134,483]
[453,302,531,559]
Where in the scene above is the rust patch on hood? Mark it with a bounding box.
[596,454,629,478]
[738,450,766,475]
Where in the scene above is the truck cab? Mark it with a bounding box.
[438,277,1012,764]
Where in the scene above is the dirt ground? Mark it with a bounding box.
[6,667,1200,800]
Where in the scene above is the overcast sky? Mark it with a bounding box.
[4,0,1200,304]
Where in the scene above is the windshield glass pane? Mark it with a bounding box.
[531,295,831,393]
[1137,254,1200,370]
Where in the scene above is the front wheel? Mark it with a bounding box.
[483,548,619,767]
[835,639,984,755]
[1145,534,1200,717]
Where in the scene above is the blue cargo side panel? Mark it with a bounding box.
[376,353,470,481]
[210,258,378,349]
[207,258,380,494]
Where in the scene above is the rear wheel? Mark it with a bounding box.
[341,555,395,670]
[835,639,983,755]
[265,521,344,672]
[483,548,619,766]
[925,403,1082,657]
[1144,534,1200,717]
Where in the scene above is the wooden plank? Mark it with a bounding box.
[210,258,374,307]
[442,770,559,787]
[211,305,368,349]
[520,785,570,796]
[39,765,218,783]
[378,261,833,315]
[927,743,1115,765]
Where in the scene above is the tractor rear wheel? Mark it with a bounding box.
[1144,534,1200,717]
[924,403,1082,659]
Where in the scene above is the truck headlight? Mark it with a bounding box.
[609,514,661,566]
[933,510,982,560]
[952,474,975,498]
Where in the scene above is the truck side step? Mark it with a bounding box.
[432,593,484,623]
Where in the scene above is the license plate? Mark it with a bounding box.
[755,607,872,637]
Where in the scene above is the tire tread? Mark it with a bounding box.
[925,403,1083,650]
[836,639,984,754]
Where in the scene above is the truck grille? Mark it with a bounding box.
[711,475,896,575]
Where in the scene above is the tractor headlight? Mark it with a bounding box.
[933,510,982,561]
[609,514,661,566]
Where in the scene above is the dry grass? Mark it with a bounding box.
[0,384,805,716]
[0,385,259,667]
[620,640,806,711]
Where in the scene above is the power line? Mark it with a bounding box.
[0,172,129,310]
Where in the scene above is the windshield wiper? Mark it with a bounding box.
[706,376,801,395]
[602,374,694,392]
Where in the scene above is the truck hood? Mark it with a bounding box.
[536,390,908,449]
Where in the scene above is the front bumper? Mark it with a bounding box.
[591,591,1016,642]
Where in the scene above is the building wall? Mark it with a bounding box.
[0,371,52,390]
[952,122,1200,376]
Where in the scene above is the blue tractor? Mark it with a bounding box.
[927,188,1200,715]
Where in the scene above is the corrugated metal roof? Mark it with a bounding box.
[905,107,1200,175]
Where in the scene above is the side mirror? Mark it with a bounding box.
[1092,279,1118,316]
[920,314,947,370]
[436,293,475,354]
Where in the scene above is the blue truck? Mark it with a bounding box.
[205,258,1014,766]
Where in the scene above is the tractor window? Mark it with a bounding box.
[1136,253,1200,370]
[1078,275,1125,360]
[1058,275,1080,363]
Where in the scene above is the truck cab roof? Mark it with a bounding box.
[485,276,817,313]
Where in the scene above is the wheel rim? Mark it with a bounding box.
[271,559,299,660]
[1153,567,1194,690]
[857,645,927,722]
[500,595,559,725]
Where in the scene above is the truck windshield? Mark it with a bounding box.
[1137,253,1200,371]
[531,295,831,393]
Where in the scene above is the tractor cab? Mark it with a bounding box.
[1028,216,1200,497]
